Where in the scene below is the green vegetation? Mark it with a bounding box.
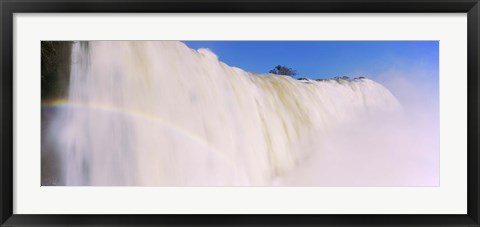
[306,76,367,82]
[269,65,297,77]
[334,76,351,80]
[267,66,367,82]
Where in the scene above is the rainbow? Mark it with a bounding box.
[41,98,233,165]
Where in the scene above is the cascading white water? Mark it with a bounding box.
[56,41,404,186]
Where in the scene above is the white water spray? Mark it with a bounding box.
[51,41,433,186]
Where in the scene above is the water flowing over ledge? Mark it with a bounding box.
[45,41,405,186]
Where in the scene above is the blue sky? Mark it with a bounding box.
[182,41,438,81]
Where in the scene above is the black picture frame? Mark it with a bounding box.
[1,0,479,226]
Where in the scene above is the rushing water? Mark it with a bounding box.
[43,41,436,186]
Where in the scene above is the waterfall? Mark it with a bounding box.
[51,41,403,186]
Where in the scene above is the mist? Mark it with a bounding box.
[275,63,439,186]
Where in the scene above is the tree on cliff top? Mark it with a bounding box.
[269,65,297,77]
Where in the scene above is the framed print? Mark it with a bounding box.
[1,0,479,226]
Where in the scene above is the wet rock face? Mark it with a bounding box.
[41,41,72,101]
